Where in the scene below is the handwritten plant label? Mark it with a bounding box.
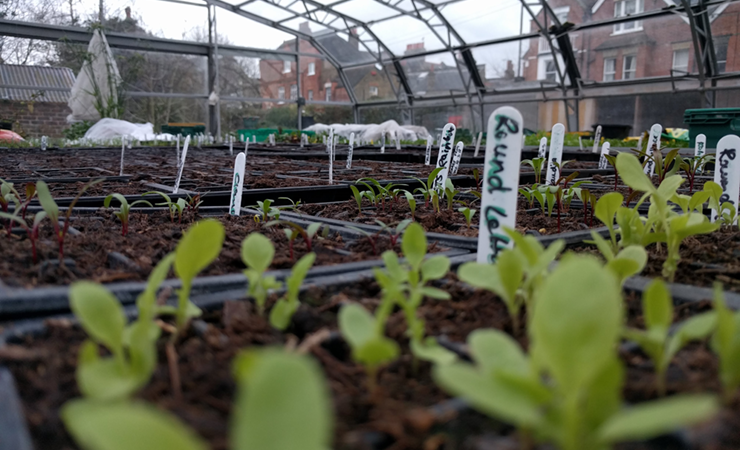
[712,134,740,223]
[425,136,432,165]
[347,132,354,169]
[474,132,483,157]
[450,141,464,175]
[643,123,662,177]
[544,123,565,186]
[229,152,246,216]
[328,131,334,185]
[41,136,48,151]
[599,142,611,169]
[476,107,523,263]
[431,123,457,192]
[695,133,706,158]
[173,135,190,194]
[538,137,547,159]
[381,133,386,154]
[592,125,602,153]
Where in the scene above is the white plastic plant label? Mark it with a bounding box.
[229,152,246,216]
[347,132,354,169]
[538,136,547,159]
[598,142,611,169]
[450,141,464,175]
[395,131,401,150]
[431,123,457,192]
[544,123,565,186]
[712,134,740,222]
[229,135,234,156]
[592,125,602,153]
[476,106,524,263]
[381,133,386,154]
[425,135,432,165]
[119,139,125,176]
[328,132,334,185]
[474,132,483,158]
[173,135,190,194]
[695,133,707,158]
[578,136,583,151]
[244,139,249,158]
[300,133,305,148]
[643,123,662,177]
[327,128,333,154]
[41,136,48,151]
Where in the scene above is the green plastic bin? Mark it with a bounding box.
[237,128,315,142]
[684,108,740,149]
[161,123,206,137]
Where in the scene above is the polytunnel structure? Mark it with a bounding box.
[0,0,739,136]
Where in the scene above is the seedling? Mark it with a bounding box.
[0,210,46,263]
[521,157,545,184]
[252,199,281,222]
[242,232,282,315]
[403,190,417,219]
[710,283,740,402]
[458,207,476,228]
[443,178,460,210]
[374,218,411,247]
[624,280,716,396]
[142,191,185,223]
[413,167,443,208]
[104,193,153,236]
[277,196,302,212]
[680,154,715,193]
[185,193,203,214]
[604,154,619,190]
[346,225,381,255]
[704,180,738,225]
[436,256,719,450]
[270,252,316,330]
[37,179,103,261]
[265,220,328,261]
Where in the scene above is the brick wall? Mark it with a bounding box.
[0,100,71,138]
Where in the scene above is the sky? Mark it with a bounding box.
[71,0,538,78]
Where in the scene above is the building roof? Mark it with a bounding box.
[0,64,75,103]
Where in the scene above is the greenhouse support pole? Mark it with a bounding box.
[206,5,217,136]
[296,39,302,130]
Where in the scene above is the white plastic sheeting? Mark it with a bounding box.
[67,29,122,123]
[83,118,175,141]
[305,120,430,144]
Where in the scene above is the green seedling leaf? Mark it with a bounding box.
[175,219,225,281]
[36,180,59,222]
[469,329,528,375]
[643,279,672,332]
[69,281,126,356]
[401,222,426,272]
[616,153,656,193]
[421,255,450,280]
[242,233,275,273]
[410,337,457,365]
[606,245,647,285]
[62,399,208,450]
[232,349,333,450]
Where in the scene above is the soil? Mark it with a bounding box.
[0,211,446,288]
[4,278,740,449]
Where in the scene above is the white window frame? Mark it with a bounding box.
[672,49,690,74]
[307,90,313,101]
[277,86,285,99]
[613,0,643,34]
[553,6,570,23]
[290,84,297,100]
[325,82,332,101]
[622,55,637,79]
[283,60,291,74]
[369,86,379,96]
[603,58,616,81]
[307,62,315,76]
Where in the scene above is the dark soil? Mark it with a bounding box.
[0,211,445,288]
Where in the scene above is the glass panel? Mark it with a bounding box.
[440,0,530,44]
[369,16,447,54]
[332,0,399,22]
[301,61,352,104]
[111,49,208,94]
[560,15,698,83]
[135,1,208,41]
[254,54,298,100]
[303,105,354,125]
[313,31,378,65]
[359,106,403,124]
[123,97,207,132]
[414,105,476,134]
[344,63,398,102]
[711,2,740,74]
[240,0,296,22]
[541,0,663,26]
[399,52,465,98]
[215,7,295,49]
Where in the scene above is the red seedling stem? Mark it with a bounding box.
[556,192,562,234]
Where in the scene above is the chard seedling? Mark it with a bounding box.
[346,225,380,255]
[372,223,455,366]
[374,218,411,247]
[37,179,103,261]
[104,193,153,236]
[458,207,476,228]
[270,252,316,330]
[403,190,417,219]
[0,210,46,263]
[604,154,619,190]
[277,196,302,212]
[521,157,545,184]
[624,280,716,396]
[242,232,282,315]
[710,283,740,402]
[339,302,400,393]
[413,167,443,208]
[349,185,363,215]
[680,154,714,193]
[253,199,281,222]
[142,191,183,223]
[443,178,460,210]
[435,256,719,450]
[265,220,327,261]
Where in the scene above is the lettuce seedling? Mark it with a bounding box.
[338,302,400,393]
[413,167,443,208]
[269,252,316,330]
[710,283,740,402]
[624,279,716,395]
[521,157,545,184]
[37,179,103,261]
[703,180,738,225]
[458,206,476,228]
[242,232,282,315]
[232,348,333,450]
[104,193,153,236]
[435,256,719,450]
[0,210,46,263]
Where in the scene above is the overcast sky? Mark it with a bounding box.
[69,0,537,78]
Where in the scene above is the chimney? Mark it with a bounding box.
[299,21,312,36]
[349,28,360,50]
[125,6,131,19]
[505,60,514,79]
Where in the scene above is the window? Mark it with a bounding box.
[604,58,616,81]
[545,59,557,82]
[613,0,643,33]
[290,84,297,100]
[325,83,332,101]
[539,36,550,54]
[715,35,730,73]
[553,6,570,23]
[369,86,379,97]
[622,55,637,79]
[308,90,313,101]
[283,60,291,73]
[672,49,689,74]
[307,62,315,76]
[277,86,285,99]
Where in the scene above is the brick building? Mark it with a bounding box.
[521,0,740,134]
[0,65,75,138]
